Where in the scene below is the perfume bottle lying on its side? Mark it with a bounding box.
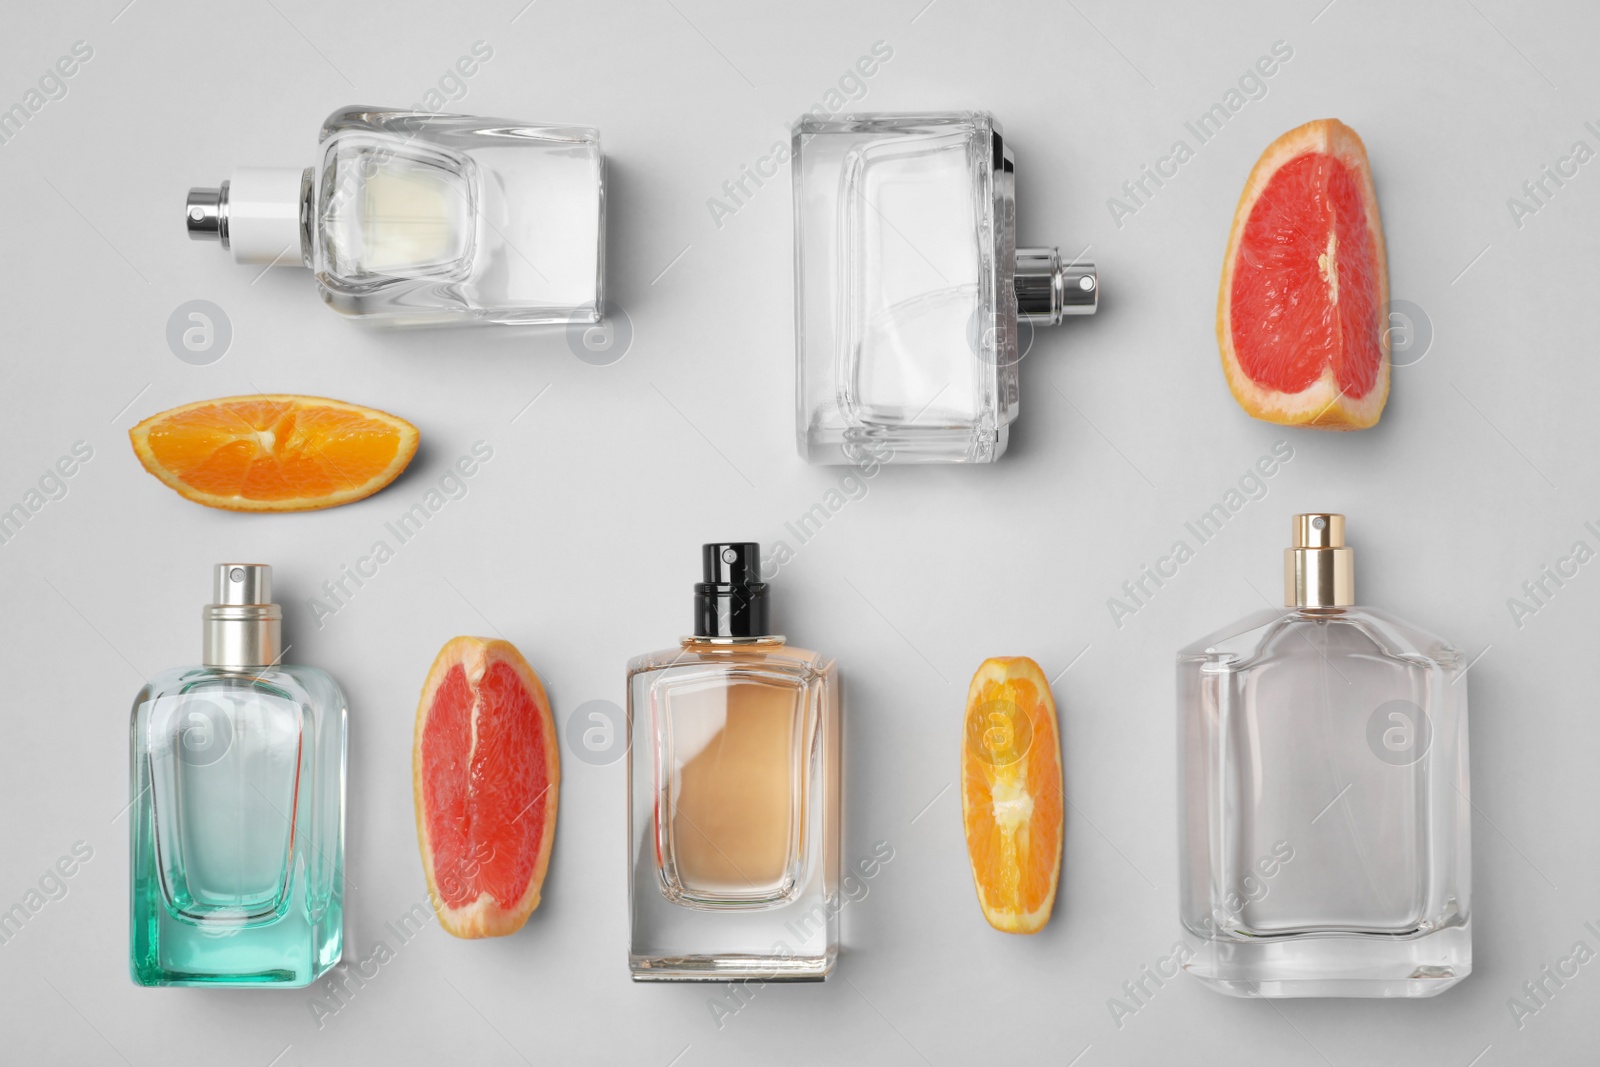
[793,111,1098,464]
[1176,515,1470,998]
[186,106,604,327]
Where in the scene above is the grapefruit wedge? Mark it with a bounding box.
[1218,119,1389,429]
[961,657,1063,934]
[414,637,560,939]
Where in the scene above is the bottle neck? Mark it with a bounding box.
[681,635,786,650]
[202,605,282,668]
[692,587,772,639]
[1284,546,1355,608]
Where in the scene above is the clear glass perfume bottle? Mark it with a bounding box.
[186,106,604,326]
[130,564,347,987]
[1177,515,1470,998]
[793,111,1098,464]
[627,543,839,980]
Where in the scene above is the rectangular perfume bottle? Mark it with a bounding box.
[187,106,604,326]
[793,111,1095,464]
[627,544,839,980]
[1176,515,1470,997]
[130,565,346,987]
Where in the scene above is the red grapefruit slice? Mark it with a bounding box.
[414,636,559,938]
[1218,119,1390,430]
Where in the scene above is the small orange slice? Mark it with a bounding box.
[129,394,418,512]
[414,637,560,939]
[1218,118,1390,429]
[961,657,1063,934]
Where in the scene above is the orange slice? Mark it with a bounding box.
[1218,119,1390,429]
[961,657,1063,934]
[414,637,560,939]
[129,394,418,511]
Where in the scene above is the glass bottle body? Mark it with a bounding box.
[794,112,1017,464]
[130,664,346,987]
[1177,606,1470,997]
[627,638,839,980]
[311,107,603,326]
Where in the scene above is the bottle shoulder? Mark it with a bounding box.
[279,664,349,716]
[134,664,345,711]
[318,106,601,149]
[628,641,834,682]
[1179,606,1460,669]
[1178,607,1287,660]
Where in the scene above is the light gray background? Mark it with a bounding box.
[1,1,1596,1063]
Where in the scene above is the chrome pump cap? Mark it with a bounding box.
[185,168,309,266]
[185,185,228,242]
[1014,247,1098,323]
[1285,514,1355,609]
[203,564,283,669]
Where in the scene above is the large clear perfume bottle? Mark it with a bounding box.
[1177,515,1470,997]
[130,564,347,987]
[186,106,603,326]
[627,543,839,980]
[793,111,1098,464]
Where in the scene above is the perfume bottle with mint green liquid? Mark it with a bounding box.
[130,564,346,987]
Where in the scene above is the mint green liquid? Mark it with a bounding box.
[130,666,345,987]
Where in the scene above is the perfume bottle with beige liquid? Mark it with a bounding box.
[627,543,839,980]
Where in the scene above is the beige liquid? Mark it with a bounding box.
[667,679,801,898]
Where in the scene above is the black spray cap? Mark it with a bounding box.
[694,543,771,638]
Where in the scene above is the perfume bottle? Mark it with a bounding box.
[186,106,604,326]
[130,564,347,987]
[793,111,1098,464]
[627,543,839,980]
[1177,515,1470,997]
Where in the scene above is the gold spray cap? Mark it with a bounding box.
[1285,514,1354,608]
